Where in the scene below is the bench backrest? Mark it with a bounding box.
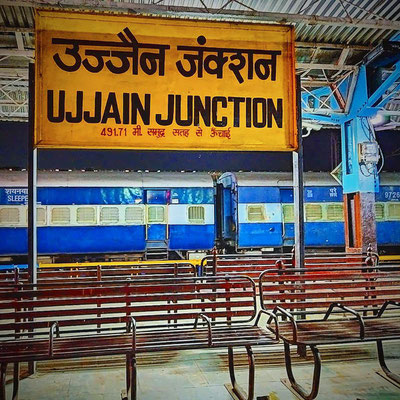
[0,275,256,340]
[0,262,197,290]
[259,265,400,317]
[201,253,365,278]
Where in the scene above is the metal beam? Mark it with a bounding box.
[0,27,33,33]
[0,49,34,57]
[15,32,25,51]
[0,100,28,105]
[0,68,29,78]
[0,79,28,88]
[301,79,347,87]
[366,62,400,109]
[337,48,351,67]
[380,110,400,116]
[296,42,371,51]
[4,0,400,31]
[0,40,372,53]
[297,63,357,71]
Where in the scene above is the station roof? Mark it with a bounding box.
[0,0,400,126]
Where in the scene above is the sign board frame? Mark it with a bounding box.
[35,10,297,151]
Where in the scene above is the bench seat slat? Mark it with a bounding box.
[0,325,276,362]
[276,317,400,345]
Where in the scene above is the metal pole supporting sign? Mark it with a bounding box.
[293,74,305,269]
[27,62,37,375]
[28,62,37,285]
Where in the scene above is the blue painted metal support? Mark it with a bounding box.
[301,41,400,252]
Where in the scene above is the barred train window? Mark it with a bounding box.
[282,204,294,223]
[51,207,70,224]
[77,207,96,224]
[0,207,20,225]
[305,204,322,221]
[125,207,144,224]
[327,204,343,221]
[27,207,46,225]
[388,203,400,220]
[247,205,266,222]
[188,206,205,223]
[375,203,385,220]
[100,207,119,224]
[147,206,165,223]
[24,207,49,225]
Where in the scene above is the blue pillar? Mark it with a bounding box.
[341,65,380,252]
[303,41,400,253]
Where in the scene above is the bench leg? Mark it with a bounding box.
[126,354,137,400]
[0,362,7,400]
[283,342,321,400]
[126,355,131,395]
[226,345,255,400]
[377,340,400,386]
[12,363,19,400]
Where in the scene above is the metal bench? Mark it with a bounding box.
[0,275,278,400]
[259,265,400,400]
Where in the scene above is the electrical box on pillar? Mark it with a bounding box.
[358,141,380,165]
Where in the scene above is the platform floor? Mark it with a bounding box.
[5,343,400,400]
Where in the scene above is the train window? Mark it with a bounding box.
[375,203,385,220]
[327,204,343,221]
[147,206,165,223]
[0,207,20,225]
[26,207,46,225]
[247,205,266,222]
[76,207,96,224]
[305,204,322,221]
[51,207,70,225]
[282,205,294,223]
[188,206,205,223]
[125,206,144,224]
[37,207,46,225]
[388,203,400,220]
[100,207,119,224]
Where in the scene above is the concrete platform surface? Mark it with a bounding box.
[4,343,400,400]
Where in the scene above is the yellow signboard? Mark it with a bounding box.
[35,10,297,151]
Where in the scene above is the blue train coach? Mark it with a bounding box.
[0,171,215,260]
[217,172,400,252]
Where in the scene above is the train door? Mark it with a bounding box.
[280,188,295,247]
[145,190,169,249]
[216,183,236,250]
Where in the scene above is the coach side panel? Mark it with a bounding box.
[0,187,146,255]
